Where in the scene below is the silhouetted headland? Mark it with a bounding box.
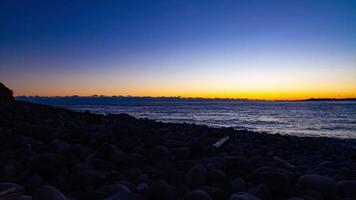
[1,82,356,200]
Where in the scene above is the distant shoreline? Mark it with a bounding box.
[15,96,356,104]
[301,98,356,101]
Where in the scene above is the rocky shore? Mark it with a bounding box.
[0,92,356,199]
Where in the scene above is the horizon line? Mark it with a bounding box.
[16,95,356,102]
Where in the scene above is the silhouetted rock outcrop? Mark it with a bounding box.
[0,82,15,102]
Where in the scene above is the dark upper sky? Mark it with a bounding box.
[1,0,355,99]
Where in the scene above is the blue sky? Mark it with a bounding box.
[1,0,355,99]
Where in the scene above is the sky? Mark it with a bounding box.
[1,0,356,100]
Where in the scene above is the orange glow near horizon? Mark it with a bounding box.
[9,83,356,101]
[3,48,356,101]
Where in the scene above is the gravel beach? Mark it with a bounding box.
[0,97,355,199]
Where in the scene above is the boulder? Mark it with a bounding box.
[209,169,227,183]
[147,180,177,200]
[96,143,128,164]
[148,145,172,163]
[32,185,67,200]
[100,183,129,196]
[77,190,108,200]
[249,167,291,194]
[16,196,32,200]
[105,188,143,200]
[225,156,251,176]
[0,135,24,150]
[196,156,226,170]
[28,153,67,179]
[118,136,143,151]
[298,175,336,199]
[0,182,24,199]
[170,147,191,161]
[136,182,150,196]
[48,139,70,153]
[198,186,227,200]
[70,170,107,189]
[185,164,208,188]
[70,144,89,160]
[230,192,261,200]
[184,189,213,200]
[22,174,43,192]
[248,184,271,200]
[231,177,246,192]
[129,153,148,167]
[336,180,356,198]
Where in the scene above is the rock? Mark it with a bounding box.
[92,158,116,170]
[147,180,177,200]
[70,144,88,160]
[28,153,67,179]
[231,177,246,192]
[48,176,68,193]
[183,189,212,200]
[96,143,128,164]
[16,195,32,200]
[22,174,43,192]
[209,169,227,183]
[116,181,137,193]
[124,168,142,180]
[170,147,190,161]
[32,185,67,200]
[185,164,208,188]
[0,135,24,150]
[118,136,143,151]
[196,156,226,170]
[298,175,336,199]
[77,190,108,200]
[0,182,24,199]
[2,161,18,178]
[230,192,261,200]
[100,183,129,196]
[148,145,172,163]
[225,156,251,177]
[136,182,150,196]
[129,153,148,167]
[248,184,271,200]
[48,139,70,153]
[336,180,356,198]
[164,139,186,148]
[105,187,143,200]
[0,82,14,102]
[135,174,149,183]
[249,167,291,194]
[198,186,227,200]
[71,170,107,189]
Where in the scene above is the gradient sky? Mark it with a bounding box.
[1,0,356,99]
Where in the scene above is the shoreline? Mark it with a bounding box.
[0,100,355,199]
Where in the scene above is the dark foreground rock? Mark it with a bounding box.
[0,96,355,199]
[0,82,15,103]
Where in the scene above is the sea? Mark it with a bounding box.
[22,98,356,139]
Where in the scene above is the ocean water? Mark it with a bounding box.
[57,100,356,139]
